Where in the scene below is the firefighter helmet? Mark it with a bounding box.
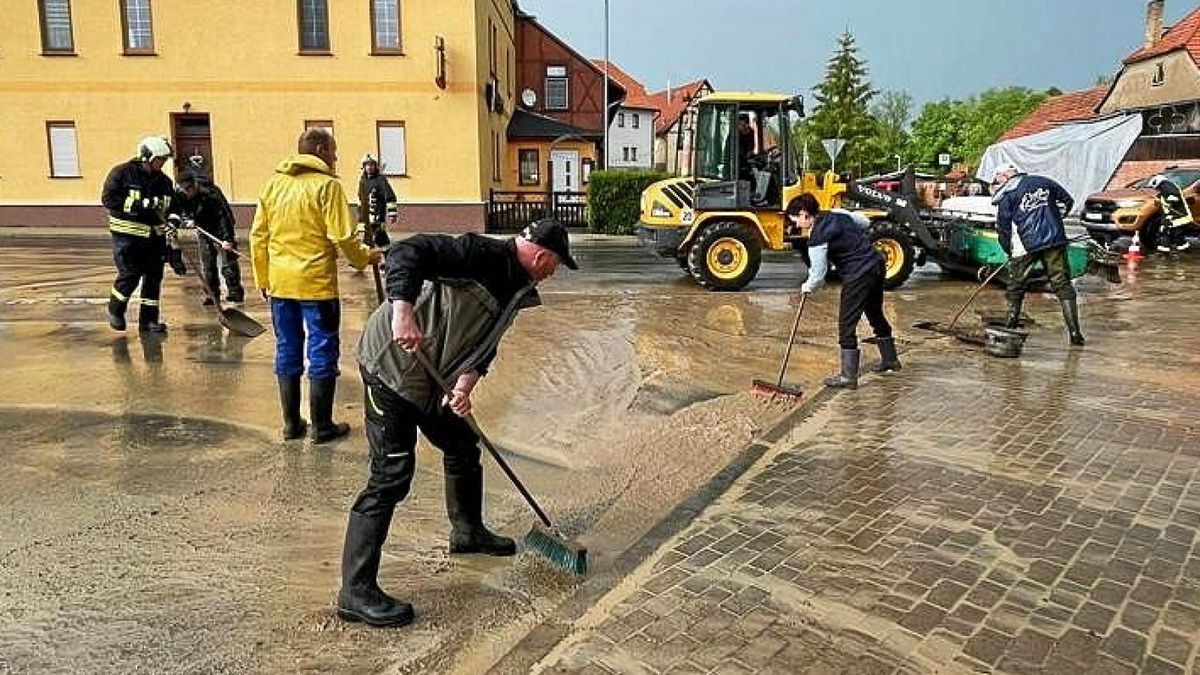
[1148,174,1166,189]
[136,136,174,162]
[361,153,378,166]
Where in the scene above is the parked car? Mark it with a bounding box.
[1081,167,1200,248]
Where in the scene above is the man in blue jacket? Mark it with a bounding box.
[991,164,1084,346]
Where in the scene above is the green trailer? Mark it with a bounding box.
[957,227,1091,279]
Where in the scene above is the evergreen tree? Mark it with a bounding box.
[803,31,877,176]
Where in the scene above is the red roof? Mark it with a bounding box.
[590,60,658,110]
[646,80,711,134]
[999,86,1110,141]
[1124,4,1200,64]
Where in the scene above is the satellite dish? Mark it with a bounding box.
[521,88,537,108]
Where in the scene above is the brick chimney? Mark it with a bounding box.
[1146,0,1166,48]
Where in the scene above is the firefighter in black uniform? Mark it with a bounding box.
[357,154,397,249]
[1150,174,1192,253]
[102,136,179,333]
[176,168,246,305]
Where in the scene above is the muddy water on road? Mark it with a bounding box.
[0,231,1139,673]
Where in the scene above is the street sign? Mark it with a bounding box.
[938,152,952,167]
[821,138,846,172]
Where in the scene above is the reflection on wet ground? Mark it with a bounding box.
[0,229,1174,673]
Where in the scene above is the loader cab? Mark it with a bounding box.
[692,94,803,212]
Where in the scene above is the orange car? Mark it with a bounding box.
[1081,167,1200,248]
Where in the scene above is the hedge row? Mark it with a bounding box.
[586,169,671,235]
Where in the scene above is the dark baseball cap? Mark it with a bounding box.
[521,218,578,270]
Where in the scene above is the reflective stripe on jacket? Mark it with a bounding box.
[101,160,174,238]
[249,154,370,300]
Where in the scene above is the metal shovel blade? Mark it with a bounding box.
[219,307,267,338]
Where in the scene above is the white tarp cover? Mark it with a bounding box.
[976,114,1143,214]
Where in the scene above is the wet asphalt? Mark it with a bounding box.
[0,227,1136,673]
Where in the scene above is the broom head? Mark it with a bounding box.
[524,523,587,575]
[750,379,804,403]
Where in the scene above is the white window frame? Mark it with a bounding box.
[298,0,330,53]
[39,0,75,53]
[47,121,81,178]
[120,0,154,54]
[370,0,402,54]
[545,65,568,110]
[377,121,407,176]
[1152,61,1166,88]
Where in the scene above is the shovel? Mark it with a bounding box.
[184,227,266,338]
[913,261,1009,345]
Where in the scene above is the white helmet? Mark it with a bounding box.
[136,136,174,161]
[1147,174,1166,189]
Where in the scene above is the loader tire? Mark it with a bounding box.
[687,221,762,291]
[868,220,915,290]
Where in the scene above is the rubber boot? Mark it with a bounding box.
[336,512,414,628]
[138,303,167,333]
[309,377,350,443]
[870,337,902,373]
[445,465,517,556]
[1004,297,1023,329]
[824,349,860,390]
[277,375,308,440]
[1060,298,1085,346]
[107,297,127,332]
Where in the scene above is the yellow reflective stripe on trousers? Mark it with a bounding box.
[140,298,159,306]
[110,288,128,301]
[108,216,151,237]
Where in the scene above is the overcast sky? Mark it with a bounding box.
[516,0,1194,107]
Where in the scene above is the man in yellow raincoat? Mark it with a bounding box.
[250,128,383,443]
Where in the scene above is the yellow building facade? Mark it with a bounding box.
[0,0,516,231]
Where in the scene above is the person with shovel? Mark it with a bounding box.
[102,135,178,334]
[989,164,1084,346]
[787,194,900,390]
[357,154,397,249]
[338,218,577,628]
[250,128,384,443]
[175,171,245,306]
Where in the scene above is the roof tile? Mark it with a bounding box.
[1123,4,1200,64]
[999,87,1110,141]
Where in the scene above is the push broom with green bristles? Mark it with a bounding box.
[369,263,587,574]
[410,350,587,574]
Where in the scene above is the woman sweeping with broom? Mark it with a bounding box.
[787,194,901,389]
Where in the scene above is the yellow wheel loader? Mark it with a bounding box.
[637,91,891,291]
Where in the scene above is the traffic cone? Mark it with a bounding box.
[1126,231,1144,262]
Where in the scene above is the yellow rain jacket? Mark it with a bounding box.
[250,154,370,300]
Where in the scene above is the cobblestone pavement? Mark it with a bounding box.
[520,265,1200,674]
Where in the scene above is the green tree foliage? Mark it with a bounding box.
[906,87,1049,171]
[866,90,913,173]
[803,31,877,175]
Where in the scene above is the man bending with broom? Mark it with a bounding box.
[339,218,578,628]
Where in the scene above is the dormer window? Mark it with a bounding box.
[1152,61,1166,87]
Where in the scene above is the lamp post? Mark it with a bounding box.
[602,0,610,171]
